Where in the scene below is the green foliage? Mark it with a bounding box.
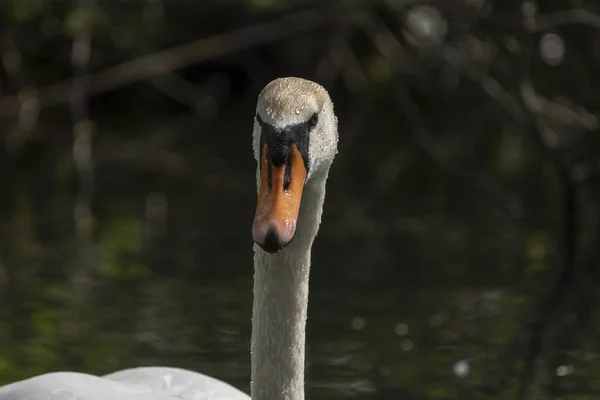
[10,0,45,23]
[97,218,147,279]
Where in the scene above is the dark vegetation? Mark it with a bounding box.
[1,1,600,398]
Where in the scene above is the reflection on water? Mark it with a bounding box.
[0,107,585,399]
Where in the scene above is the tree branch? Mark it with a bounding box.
[0,3,339,119]
[533,9,600,31]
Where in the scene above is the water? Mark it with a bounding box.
[0,95,587,399]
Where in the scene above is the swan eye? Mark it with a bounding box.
[256,113,264,125]
[309,113,318,126]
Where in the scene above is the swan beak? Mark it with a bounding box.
[253,144,307,253]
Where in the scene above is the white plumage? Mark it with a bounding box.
[0,368,249,399]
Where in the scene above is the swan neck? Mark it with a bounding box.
[251,178,326,400]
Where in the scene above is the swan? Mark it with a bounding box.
[0,77,338,400]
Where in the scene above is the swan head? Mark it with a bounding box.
[252,77,338,254]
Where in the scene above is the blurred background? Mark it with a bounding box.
[1,0,600,398]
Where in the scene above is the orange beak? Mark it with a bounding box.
[252,144,307,253]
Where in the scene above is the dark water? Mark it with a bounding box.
[0,88,591,400]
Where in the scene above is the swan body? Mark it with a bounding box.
[0,368,248,399]
[0,77,338,400]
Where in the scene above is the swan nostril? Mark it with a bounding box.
[267,152,292,191]
[269,153,287,168]
[283,161,291,190]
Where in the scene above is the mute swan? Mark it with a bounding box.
[0,77,338,400]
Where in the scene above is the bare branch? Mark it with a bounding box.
[329,41,370,94]
[533,9,600,31]
[0,32,39,150]
[63,0,95,339]
[460,60,525,121]
[0,4,338,119]
[520,80,599,145]
[363,16,416,74]
[150,72,206,113]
